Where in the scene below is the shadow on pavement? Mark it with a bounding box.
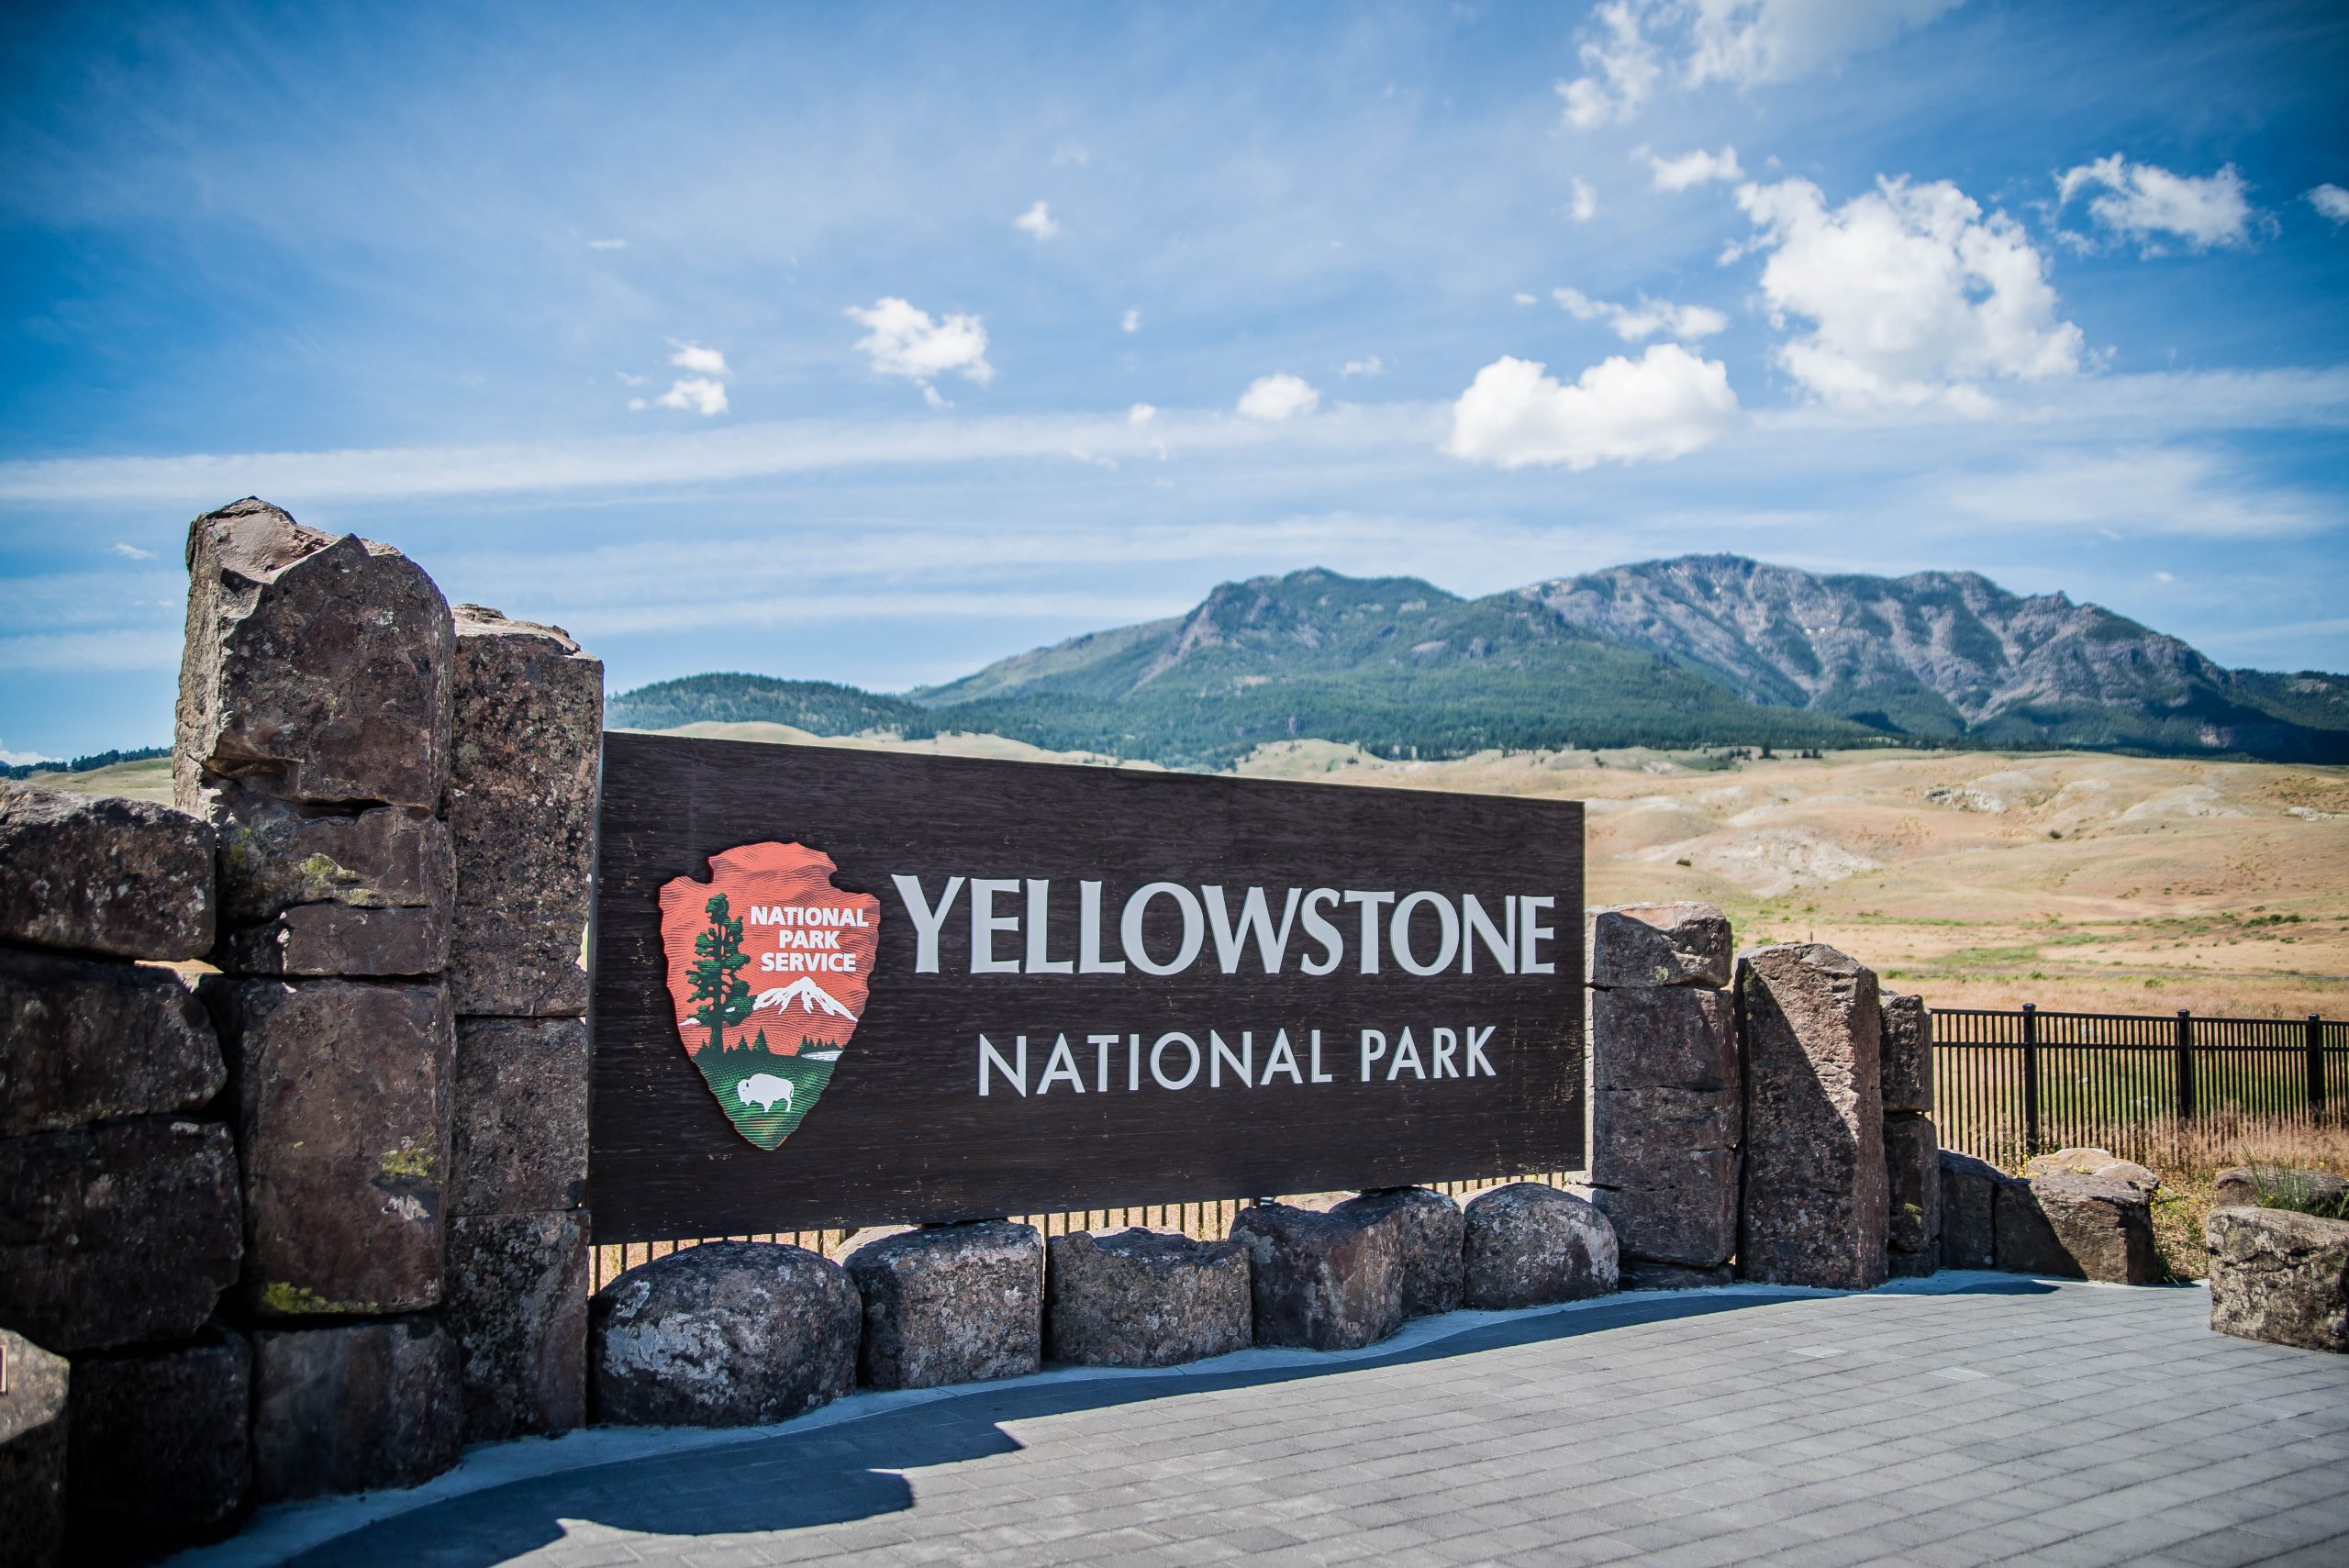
[285,1278,2060,1567]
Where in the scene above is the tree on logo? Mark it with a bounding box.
[687,893,752,1054]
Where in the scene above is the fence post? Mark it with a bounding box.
[2175,1009,2196,1122]
[2021,1002,2040,1157]
[2311,1014,2326,1114]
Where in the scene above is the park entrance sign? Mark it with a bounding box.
[589,732,1585,1242]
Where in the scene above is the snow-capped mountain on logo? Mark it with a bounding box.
[656,841,881,1151]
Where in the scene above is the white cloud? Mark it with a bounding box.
[1568,178,1598,222]
[585,238,627,250]
[1339,356,1386,378]
[668,341,730,376]
[0,739,60,766]
[108,542,154,560]
[615,371,647,387]
[846,297,995,390]
[1736,174,2083,410]
[1513,292,1539,306]
[2154,571,2174,582]
[1685,0,1964,86]
[2310,184,2349,226]
[653,377,729,417]
[1127,403,1157,425]
[1014,200,1061,241]
[1648,144,1742,191]
[1553,287,1729,342]
[1556,1,1662,129]
[1120,307,1141,333]
[1940,447,2338,539]
[2055,155,2259,253]
[1237,374,1321,421]
[1445,343,1739,470]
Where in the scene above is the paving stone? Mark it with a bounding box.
[450,1015,590,1215]
[446,1210,589,1441]
[1330,1187,1465,1318]
[0,947,224,1138]
[0,783,214,962]
[592,1241,860,1426]
[1229,1202,1405,1351]
[846,1221,1042,1390]
[1043,1229,1253,1368]
[1586,903,1732,990]
[446,606,602,1018]
[66,1324,250,1561]
[251,1315,461,1504]
[1462,1183,1620,1309]
[0,1328,67,1568]
[0,1117,240,1352]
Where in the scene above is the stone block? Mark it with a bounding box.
[1463,1183,1620,1308]
[176,498,453,812]
[205,977,453,1317]
[450,1016,589,1215]
[445,1211,588,1442]
[1043,1229,1252,1368]
[1997,1174,2157,1284]
[251,1316,460,1504]
[592,1242,860,1427]
[1886,1113,1941,1266]
[2213,1166,2349,1214]
[1622,1260,1734,1291]
[0,1329,67,1568]
[1229,1203,1404,1351]
[845,1221,1042,1390]
[1586,903,1732,990]
[0,948,224,1138]
[447,606,602,1018]
[1879,993,1932,1115]
[2207,1207,2349,1353]
[1592,1154,1740,1270]
[1589,984,1736,1094]
[2021,1148,2159,1193]
[0,784,213,962]
[1939,1150,1999,1270]
[0,1118,240,1353]
[208,787,451,928]
[1736,944,1888,1291]
[1330,1187,1464,1318]
[67,1326,250,1561]
[218,902,447,978]
[1591,1085,1738,1185]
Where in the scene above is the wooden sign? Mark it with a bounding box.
[589,731,1585,1242]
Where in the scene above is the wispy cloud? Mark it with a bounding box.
[1647,145,1742,192]
[584,238,627,250]
[108,542,154,560]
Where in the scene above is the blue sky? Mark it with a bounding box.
[4,0,2346,759]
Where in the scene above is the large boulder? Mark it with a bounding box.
[1939,1151,1999,1270]
[0,1329,67,1568]
[447,606,603,1018]
[1463,1183,1619,1308]
[591,1242,860,1427]
[1879,994,1932,1116]
[450,1016,589,1216]
[444,1211,589,1442]
[2213,1166,2349,1215]
[1330,1187,1464,1318]
[0,948,224,1138]
[1229,1203,1404,1351]
[1043,1229,1252,1368]
[176,498,453,813]
[1586,903,1732,990]
[2207,1207,2349,1353]
[205,977,454,1317]
[0,784,213,962]
[2022,1147,2159,1193]
[845,1221,1042,1390]
[67,1326,251,1561]
[1996,1173,2157,1284]
[1885,1114,1941,1277]
[251,1316,461,1504]
[1737,944,1888,1290]
[0,1118,240,1352]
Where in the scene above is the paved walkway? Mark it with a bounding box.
[182,1274,2349,1568]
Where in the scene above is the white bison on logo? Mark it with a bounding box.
[737,1073,795,1114]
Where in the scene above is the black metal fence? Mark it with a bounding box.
[1931,1006,2349,1170]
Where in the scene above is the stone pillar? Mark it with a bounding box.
[442,605,601,1444]
[178,497,461,1500]
[1585,904,1739,1288]
[0,1329,68,1568]
[1881,993,1940,1278]
[1737,943,1888,1290]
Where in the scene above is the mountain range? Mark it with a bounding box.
[608,556,2349,769]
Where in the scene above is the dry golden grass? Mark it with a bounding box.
[2121,1113,2349,1282]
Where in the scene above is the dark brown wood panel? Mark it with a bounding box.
[589,731,1584,1241]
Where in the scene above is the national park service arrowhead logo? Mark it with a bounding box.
[658,842,880,1150]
